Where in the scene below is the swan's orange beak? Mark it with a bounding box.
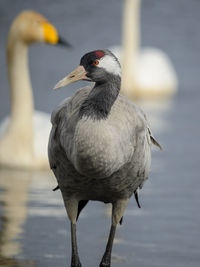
[41,22,71,47]
[53,66,90,90]
[42,22,58,44]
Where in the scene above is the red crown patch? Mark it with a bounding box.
[95,51,105,59]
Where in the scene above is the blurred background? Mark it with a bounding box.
[0,0,200,266]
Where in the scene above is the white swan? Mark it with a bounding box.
[0,10,69,170]
[110,0,178,99]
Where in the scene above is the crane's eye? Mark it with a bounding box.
[92,60,99,66]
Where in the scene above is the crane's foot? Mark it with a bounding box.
[71,264,82,267]
[71,258,82,267]
[99,262,110,267]
[99,256,111,267]
[100,264,110,267]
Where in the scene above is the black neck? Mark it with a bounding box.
[79,75,121,120]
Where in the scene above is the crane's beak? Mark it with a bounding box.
[53,65,90,90]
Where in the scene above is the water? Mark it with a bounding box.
[0,0,200,266]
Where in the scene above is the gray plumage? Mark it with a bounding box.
[49,85,152,201]
[48,50,161,267]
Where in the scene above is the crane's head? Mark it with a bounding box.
[53,49,121,90]
[7,10,70,47]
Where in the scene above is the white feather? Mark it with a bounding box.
[98,55,121,77]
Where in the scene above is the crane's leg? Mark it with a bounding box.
[64,198,82,267]
[71,222,82,267]
[99,199,129,267]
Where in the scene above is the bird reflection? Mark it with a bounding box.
[0,169,32,258]
[0,168,56,266]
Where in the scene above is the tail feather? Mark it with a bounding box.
[52,185,60,191]
[134,190,141,208]
[150,136,162,150]
[119,216,123,225]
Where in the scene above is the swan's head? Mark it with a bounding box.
[53,49,121,89]
[7,10,70,47]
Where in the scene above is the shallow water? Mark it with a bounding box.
[0,0,200,266]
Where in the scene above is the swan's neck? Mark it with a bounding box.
[121,0,140,95]
[7,39,34,135]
